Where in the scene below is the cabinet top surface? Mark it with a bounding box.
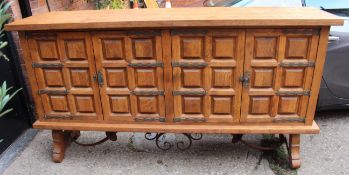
[6,7,343,31]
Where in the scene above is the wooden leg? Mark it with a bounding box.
[289,134,301,169]
[52,130,67,163]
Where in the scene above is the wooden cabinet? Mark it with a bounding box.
[6,7,342,168]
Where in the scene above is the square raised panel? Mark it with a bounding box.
[283,68,305,87]
[106,68,128,87]
[249,96,271,115]
[64,39,87,60]
[70,68,90,87]
[38,40,59,60]
[137,96,158,114]
[278,96,299,114]
[254,37,277,59]
[183,96,203,114]
[132,38,154,59]
[286,37,309,59]
[213,37,236,59]
[135,68,157,87]
[75,95,95,113]
[181,37,204,59]
[212,68,234,88]
[43,69,64,87]
[101,39,124,60]
[212,96,233,114]
[252,68,274,88]
[110,96,130,113]
[182,68,203,88]
[49,95,69,112]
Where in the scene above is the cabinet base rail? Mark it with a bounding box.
[52,130,301,169]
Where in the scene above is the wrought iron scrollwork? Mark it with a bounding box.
[231,134,287,151]
[145,133,203,151]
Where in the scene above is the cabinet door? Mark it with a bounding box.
[241,29,319,123]
[27,32,103,120]
[92,31,165,122]
[171,29,245,123]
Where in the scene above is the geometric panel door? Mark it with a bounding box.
[241,29,319,123]
[171,29,245,123]
[27,32,103,120]
[92,31,165,122]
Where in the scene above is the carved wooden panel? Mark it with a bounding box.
[92,31,165,122]
[28,32,103,120]
[172,29,244,123]
[241,29,319,123]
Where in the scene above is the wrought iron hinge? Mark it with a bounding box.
[134,117,166,122]
[239,72,250,87]
[93,71,104,87]
[173,118,207,122]
[131,91,164,96]
[173,91,207,96]
[44,115,73,120]
[172,62,208,68]
[279,61,315,67]
[128,62,163,68]
[32,63,63,68]
[38,89,69,95]
[273,117,305,122]
[275,91,311,96]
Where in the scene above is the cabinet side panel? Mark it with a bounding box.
[306,26,330,125]
[18,32,44,120]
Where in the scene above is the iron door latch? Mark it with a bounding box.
[93,71,104,87]
[239,72,250,87]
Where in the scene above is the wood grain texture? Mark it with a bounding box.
[289,134,301,169]
[241,29,319,123]
[305,27,330,125]
[5,7,343,31]
[33,121,320,134]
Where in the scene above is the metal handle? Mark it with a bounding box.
[131,91,164,96]
[128,62,163,68]
[172,62,208,68]
[94,71,103,87]
[239,72,250,87]
[173,91,207,96]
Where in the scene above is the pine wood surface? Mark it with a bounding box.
[5,7,343,31]
[33,120,320,134]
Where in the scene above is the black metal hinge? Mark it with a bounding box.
[173,118,207,122]
[38,89,69,95]
[131,91,164,96]
[44,115,72,120]
[134,117,166,122]
[275,91,311,96]
[279,61,315,67]
[32,63,63,68]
